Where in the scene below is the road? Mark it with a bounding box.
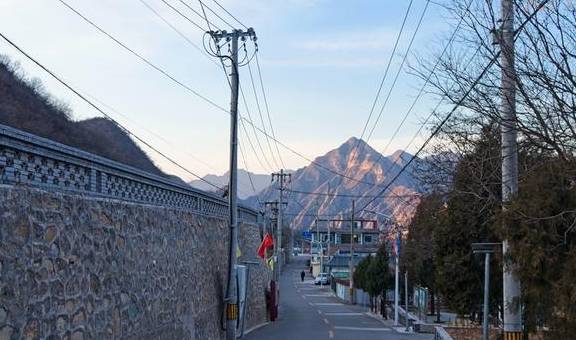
[243,257,433,340]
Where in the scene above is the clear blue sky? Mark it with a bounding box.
[0,0,454,180]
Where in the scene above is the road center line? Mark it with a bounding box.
[310,303,344,306]
[333,326,391,331]
[323,312,364,316]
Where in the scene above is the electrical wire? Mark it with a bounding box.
[365,0,431,143]
[56,0,228,112]
[345,0,474,196]
[55,0,407,188]
[195,0,235,29]
[139,0,217,65]
[0,31,222,190]
[336,0,415,190]
[210,0,248,29]
[286,189,421,199]
[254,52,286,169]
[355,0,552,213]
[246,59,280,168]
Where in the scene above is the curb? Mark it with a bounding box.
[241,321,270,337]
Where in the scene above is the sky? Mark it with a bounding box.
[0,0,456,182]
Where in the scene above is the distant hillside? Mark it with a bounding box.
[190,169,270,199]
[245,137,424,229]
[0,57,165,176]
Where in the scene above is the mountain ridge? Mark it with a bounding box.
[244,137,423,229]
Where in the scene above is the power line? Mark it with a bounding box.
[0,31,222,190]
[195,0,235,29]
[345,0,474,195]
[144,0,276,175]
[246,60,280,168]
[334,0,414,193]
[355,0,552,213]
[139,0,216,65]
[159,0,210,31]
[210,0,248,29]
[286,189,421,199]
[140,0,272,188]
[56,0,228,112]
[150,0,272,177]
[254,52,286,169]
[195,0,274,181]
[56,0,390,188]
[364,0,430,142]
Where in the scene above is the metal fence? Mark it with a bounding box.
[0,123,258,224]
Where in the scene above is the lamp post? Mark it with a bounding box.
[471,243,501,340]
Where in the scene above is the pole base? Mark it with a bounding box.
[270,280,278,321]
[503,331,522,340]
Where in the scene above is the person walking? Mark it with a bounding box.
[300,270,306,282]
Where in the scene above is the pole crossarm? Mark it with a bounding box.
[471,242,502,254]
[208,28,256,41]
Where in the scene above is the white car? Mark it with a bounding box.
[314,273,330,285]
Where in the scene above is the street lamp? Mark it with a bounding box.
[471,242,501,340]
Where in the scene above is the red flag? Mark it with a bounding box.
[257,233,274,258]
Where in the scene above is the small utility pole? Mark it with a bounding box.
[472,243,501,340]
[209,27,256,340]
[394,229,401,326]
[349,199,355,304]
[497,0,522,337]
[405,271,409,332]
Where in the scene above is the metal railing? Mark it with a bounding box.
[0,123,258,224]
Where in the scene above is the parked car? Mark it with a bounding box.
[314,272,330,285]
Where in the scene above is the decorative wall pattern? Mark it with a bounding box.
[0,124,258,225]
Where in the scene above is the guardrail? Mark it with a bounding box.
[0,123,258,224]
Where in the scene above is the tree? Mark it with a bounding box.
[432,127,503,322]
[498,160,576,338]
[354,254,373,308]
[366,243,393,317]
[402,193,444,320]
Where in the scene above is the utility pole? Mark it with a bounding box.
[264,200,284,321]
[271,169,290,320]
[498,0,522,338]
[209,27,256,340]
[405,271,409,332]
[349,199,355,304]
[395,229,401,326]
[271,170,290,273]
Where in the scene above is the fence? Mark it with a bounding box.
[0,123,258,224]
[333,280,371,306]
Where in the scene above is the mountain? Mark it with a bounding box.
[0,57,169,177]
[245,137,424,230]
[189,169,271,199]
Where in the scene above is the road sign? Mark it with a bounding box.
[302,231,312,239]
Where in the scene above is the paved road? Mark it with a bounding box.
[244,257,433,340]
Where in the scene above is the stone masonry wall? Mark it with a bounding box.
[0,185,270,340]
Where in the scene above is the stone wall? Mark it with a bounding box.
[0,185,270,340]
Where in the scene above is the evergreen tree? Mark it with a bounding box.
[498,159,576,338]
[402,193,444,318]
[432,126,503,321]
